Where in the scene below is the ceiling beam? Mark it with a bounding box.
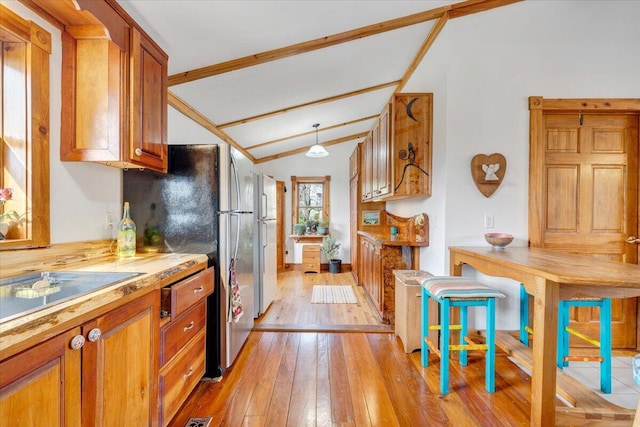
[449,0,522,19]
[396,12,449,93]
[167,91,255,161]
[245,115,378,151]
[218,81,400,129]
[168,6,451,86]
[254,132,368,164]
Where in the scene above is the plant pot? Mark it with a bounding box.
[328,259,342,274]
[293,224,306,235]
[316,225,328,235]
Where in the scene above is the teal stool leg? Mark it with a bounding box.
[486,298,496,393]
[600,298,612,394]
[558,300,568,369]
[460,305,468,366]
[519,284,529,346]
[440,298,451,395]
[421,287,429,367]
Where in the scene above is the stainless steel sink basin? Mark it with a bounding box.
[0,271,143,322]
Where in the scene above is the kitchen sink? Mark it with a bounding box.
[0,271,143,322]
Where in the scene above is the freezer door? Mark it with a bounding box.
[261,218,278,313]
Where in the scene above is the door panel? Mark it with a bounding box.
[537,113,638,348]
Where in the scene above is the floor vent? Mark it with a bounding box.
[185,417,212,427]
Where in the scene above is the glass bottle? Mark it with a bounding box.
[117,202,136,258]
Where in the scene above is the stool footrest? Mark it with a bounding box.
[564,355,605,363]
[429,324,462,331]
[450,343,488,351]
[565,327,601,347]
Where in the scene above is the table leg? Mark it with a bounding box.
[531,276,559,426]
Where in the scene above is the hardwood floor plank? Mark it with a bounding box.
[287,333,318,426]
[245,333,288,417]
[370,333,450,426]
[316,333,333,425]
[265,333,301,425]
[328,334,356,424]
[343,333,401,426]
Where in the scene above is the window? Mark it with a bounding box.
[291,176,330,232]
[0,5,50,248]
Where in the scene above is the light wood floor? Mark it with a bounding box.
[169,269,544,426]
[253,269,391,332]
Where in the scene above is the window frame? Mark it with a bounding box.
[291,176,330,230]
[0,5,51,249]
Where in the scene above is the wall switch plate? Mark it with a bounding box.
[484,214,494,229]
[105,212,115,230]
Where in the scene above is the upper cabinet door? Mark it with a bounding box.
[129,28,168,172]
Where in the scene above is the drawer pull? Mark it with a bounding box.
[193,286,204,294]
[183,321,195,332]
[182,367,194,380]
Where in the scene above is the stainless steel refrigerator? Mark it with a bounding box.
[122,144,254,378]
[253,173,277,317]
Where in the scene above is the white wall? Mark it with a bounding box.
[394,0,640,329]
[4,1,122,244]
[254,142,357,264]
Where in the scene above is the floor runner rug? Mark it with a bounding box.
[311,285,358,304]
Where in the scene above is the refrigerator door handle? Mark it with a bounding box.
[230,155,242,261]
[262,193,267,220]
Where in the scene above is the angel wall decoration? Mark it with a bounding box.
[482,163,500,181]
[471,153,507,197]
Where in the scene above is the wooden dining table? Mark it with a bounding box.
[449,246,640,427]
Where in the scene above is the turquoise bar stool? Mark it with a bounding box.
[420,277,506,394]
[519,284,612,393]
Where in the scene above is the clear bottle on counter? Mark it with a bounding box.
[117,202,136,258]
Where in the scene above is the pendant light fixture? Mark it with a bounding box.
[305,123,329,158]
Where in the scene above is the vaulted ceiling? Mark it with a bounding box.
[119,0,520,163]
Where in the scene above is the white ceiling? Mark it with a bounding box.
[116,0,478,162]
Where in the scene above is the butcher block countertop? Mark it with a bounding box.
[0,241,208,359]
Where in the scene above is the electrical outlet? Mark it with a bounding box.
[105,212,115,230]
[484,214,494,229]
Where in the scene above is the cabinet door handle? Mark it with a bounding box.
[87,328,102,342]
[182,367,194,380]
[134,148,142,156]
[626,236,640,244]
[70,334,85,350]
[183,321,195,332]
[193,286,204,294]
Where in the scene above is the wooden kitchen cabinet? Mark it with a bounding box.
[0,291,159,426]
[41,0,168,172]
[159,267,214,426]
[360,237,383,314]
[361,94,432,202]
[302,245,321,273]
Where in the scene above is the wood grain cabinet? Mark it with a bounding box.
[302,245,321,273]
[35,0,168,172]
[361,94,432,202]
[0,291,159,426]
[159,267,214,426]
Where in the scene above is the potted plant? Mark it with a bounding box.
[316,218,329,235]
[293,219,306,236]
[320,236,341,273]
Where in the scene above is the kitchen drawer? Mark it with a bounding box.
[161,267,213,318]
[160,299,206,365]
[159,328,206,426]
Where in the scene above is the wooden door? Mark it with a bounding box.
[276,180,286,271]
[530,107,639,348]
[350,175,359,283]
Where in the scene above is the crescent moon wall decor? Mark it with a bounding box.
[470,153,507,197]
[406,97,419,122]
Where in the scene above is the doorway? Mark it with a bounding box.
[528,96,640,349]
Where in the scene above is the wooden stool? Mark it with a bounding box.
[421,277,506,394]
[519,284,612,393]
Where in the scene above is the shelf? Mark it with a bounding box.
[290,234,329,243]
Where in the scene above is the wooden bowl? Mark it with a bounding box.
[484,233,513,249]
